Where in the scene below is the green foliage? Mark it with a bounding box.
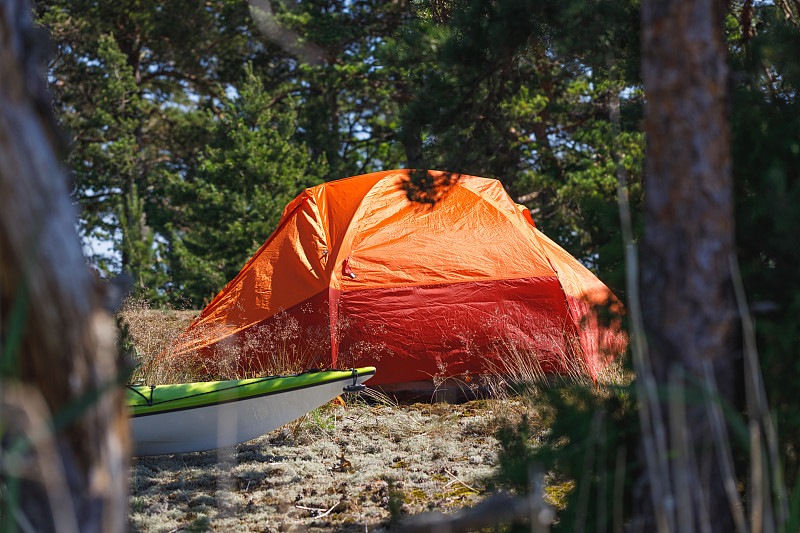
[186,514,211,533]
[37,0,412,302]
[387,478,406,526]
[36,0,253,296]
[785,474,800,533]
[0,281,30,379]
[168,66,327,306]
[0,472,20,533]
[119,184,167,300]
[266,0,411,178]
[728,5,800,487]
[490,384,638,532]
[391,0,644,289]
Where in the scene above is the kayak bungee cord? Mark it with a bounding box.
[127,368,365,408]
[128,385,156,406]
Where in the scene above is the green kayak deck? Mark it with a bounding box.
[127,367,376,418]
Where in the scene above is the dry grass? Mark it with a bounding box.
[119,298,199,384]
[121,298,341,384]
[120,296,625,390]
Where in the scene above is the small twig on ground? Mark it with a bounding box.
[443,469,479,493]
[296,502,341,518]
[296,505,327,512]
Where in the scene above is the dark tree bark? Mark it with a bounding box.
[635,0,739,531]
[0,1,129,532]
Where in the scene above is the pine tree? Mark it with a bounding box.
[36,0,258,292]
[169,66,328,306]
[118,183,166,300]
[391,0,644,287]
[37,0,413,299]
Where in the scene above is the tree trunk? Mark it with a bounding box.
[635,0,739,532]
[0,1,129,532]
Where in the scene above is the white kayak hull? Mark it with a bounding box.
[130,369,374,456]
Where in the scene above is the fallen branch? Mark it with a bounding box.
[442,469,480,493]
[400,491,553,533]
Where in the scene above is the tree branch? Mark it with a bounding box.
[400,492,553,533]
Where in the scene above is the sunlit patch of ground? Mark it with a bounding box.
[129,397,526,533]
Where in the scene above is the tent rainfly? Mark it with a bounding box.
[165,170,626,391]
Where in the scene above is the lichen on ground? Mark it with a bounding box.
[129,397,526,532]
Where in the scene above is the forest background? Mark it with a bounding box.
[11,0,800,530]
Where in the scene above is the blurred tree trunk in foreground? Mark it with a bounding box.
[636,0,738,531]
[0,1,129,532]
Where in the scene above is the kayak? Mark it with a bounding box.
[128,367,376,456]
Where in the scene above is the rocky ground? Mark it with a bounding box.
[129,396,529,533]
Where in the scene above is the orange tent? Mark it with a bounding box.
[166,170,625,388]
